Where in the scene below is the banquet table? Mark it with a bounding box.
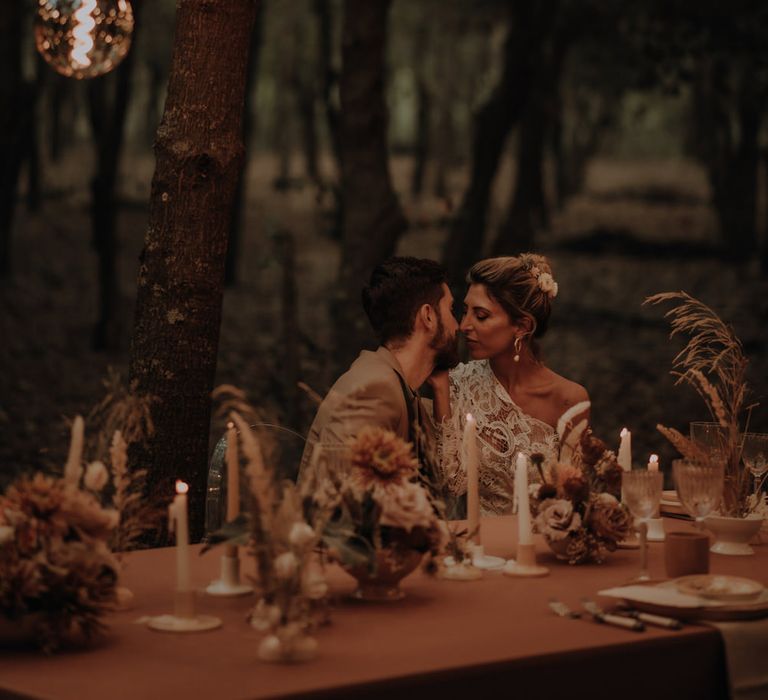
[1,516,765,700]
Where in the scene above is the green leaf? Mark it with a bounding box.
[200,513,251,554]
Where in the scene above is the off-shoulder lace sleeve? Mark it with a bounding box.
[434,374,469,496]
[435,361,559,515]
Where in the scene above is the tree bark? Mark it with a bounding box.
[314,0,342,172]
[0,0,29,278]
[333,0,408,369]
[442,0,556,288]
[693,59,764,260]
[129,0,258,543]
[410,25,430,198]
[494,27,568,255]
[88,0,141,351]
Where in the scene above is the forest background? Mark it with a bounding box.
[2,0,767,534]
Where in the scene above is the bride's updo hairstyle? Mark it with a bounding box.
[467,253,557,348]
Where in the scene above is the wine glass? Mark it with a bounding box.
[690,421,729,463]
[622,470,663,581]
[672,459,723,522]
[742,432,768,495]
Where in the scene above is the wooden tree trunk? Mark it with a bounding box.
[333,0,407,369]
[88,0,141,351]
[314,0,342,172]
[715,73,762,259]
[442,0,555,288]
[129,0,258,543]
[410,26,430,198]
[494,33,567,255]
[0,0,28,278]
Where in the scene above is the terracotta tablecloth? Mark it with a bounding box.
[1,516,765,700]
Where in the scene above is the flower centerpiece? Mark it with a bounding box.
[204,412,329,662]
[305,426,444,600]
[646,292,766,520]
[0,418,120,652]
[530,415,632,565]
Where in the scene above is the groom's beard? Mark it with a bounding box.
[431,315,460,370]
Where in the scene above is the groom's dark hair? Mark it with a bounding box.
[362,257,448,343]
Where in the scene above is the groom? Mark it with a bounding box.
[298,256,459,479]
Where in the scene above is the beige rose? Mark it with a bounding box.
[378,482,435,532]
[0,525,14,545]
[289,522,315,548]
[250,599,281,631]
[588,493,631,543]
[84,461,110,492]
[274,551,298,580]
[535,498,582,542]
[301,567,328,600]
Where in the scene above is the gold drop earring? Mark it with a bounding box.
[513,336,523,362]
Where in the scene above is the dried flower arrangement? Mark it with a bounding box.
[530,407,632,564]
[0,374,160,651]
[302,426,445,582]
[204,411,329,662]
[645,292,761,517]
[0,418,120,652]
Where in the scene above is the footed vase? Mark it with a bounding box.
[343,547,424,601]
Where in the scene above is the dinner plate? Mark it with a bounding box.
[675,574,765,602]
[598,580,768,621]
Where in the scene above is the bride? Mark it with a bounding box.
[430,254,589,515]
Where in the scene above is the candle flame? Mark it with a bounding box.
[175,480,189,495]
[649,454,659,464]
[227,421,234,429]
[71,0,97,68]
[620,427,629,438]
[465,412,474,422]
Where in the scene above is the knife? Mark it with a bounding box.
[618,609,682,630]
[581,599,645,632]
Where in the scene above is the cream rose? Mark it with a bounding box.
[274,551,298,580]
[537,272,558,298]
[289,522,315,548]
[535,498,581,542]
[84,461,109,492]
[0,525,14,545]
[378,482,435,531]
[301,568,328,600]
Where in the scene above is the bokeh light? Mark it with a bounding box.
[34,0,134,80]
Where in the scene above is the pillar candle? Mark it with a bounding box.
[515,453,533,545]
[463,413,480,540]
[647,454,659,472]
[169,480,191,592]
[64,415,85,484]
[618,427,632,472]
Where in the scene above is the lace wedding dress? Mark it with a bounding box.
[436,360,559,515]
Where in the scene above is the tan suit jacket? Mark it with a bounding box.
[298,347,419,479]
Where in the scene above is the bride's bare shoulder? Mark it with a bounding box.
[548,371,589,410]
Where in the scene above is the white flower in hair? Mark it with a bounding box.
[537,271,558,298]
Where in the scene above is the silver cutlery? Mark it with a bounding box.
[580,598,645,632]
[615,608,683,630]
[548,598,581,619]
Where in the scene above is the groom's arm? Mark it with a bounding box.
[320,379,404,445]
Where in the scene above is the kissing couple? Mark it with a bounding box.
[299,254,588,515]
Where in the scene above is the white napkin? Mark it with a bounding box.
[708,619,768,700]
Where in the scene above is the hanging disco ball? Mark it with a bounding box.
[34,0,134,80]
